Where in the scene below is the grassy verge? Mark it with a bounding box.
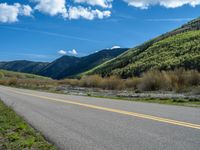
[91,95,200,108]
[0,100,56,150]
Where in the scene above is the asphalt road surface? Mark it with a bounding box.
[0,86,200,150]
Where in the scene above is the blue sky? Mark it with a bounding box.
[0,0,200,62]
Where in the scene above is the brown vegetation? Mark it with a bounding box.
[58,69,200,92]
[0,69,199,92]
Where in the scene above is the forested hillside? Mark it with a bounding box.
[87,18,200,78]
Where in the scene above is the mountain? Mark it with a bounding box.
[55,48,128,79]
[86,18,200,78]
[0,60,48,74]
[38,56,81,79]
[0,48,128,79]
[39,48,128,79]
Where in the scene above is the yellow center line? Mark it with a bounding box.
[10,89,200,130]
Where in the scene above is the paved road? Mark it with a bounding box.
[0,86,200,150]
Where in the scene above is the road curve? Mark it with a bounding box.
[0,86,200,150]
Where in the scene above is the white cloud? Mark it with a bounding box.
[33,0,68,18]
[58,49,78,55]
[19,5,33,16]
[68,49,78,55]
[68,6,111,20]
[123,0,200,9]
[1,0,199,23]
[0,3,32,23]
[31,0,111,20]
[58,50,67,55]
[74,0,113,8]
[111,46,121,49]
[0,3,19,23]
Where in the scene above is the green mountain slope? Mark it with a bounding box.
[87,18,200,78]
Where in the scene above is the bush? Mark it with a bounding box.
[0,72,4,79]
[56,69,200,91]
[165,69,200,91]
[124,77,141,89]
[79,75,102,87]
[185,70,200,86]
[0,68,199,93]
[138,70,170,91]
[100,76,125,90]
[0,80,7,85]
[167,69,187,91]
[8,78,18,86]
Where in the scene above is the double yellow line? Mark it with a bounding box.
[11,90,200,130]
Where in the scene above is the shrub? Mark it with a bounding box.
[56,69,200,91]
[167,69,187,91]
[138,70,170,91]
[100,76,125,90]
[8,78,18,86]
[0,72,4,79]
[0,68,199,93]
[0,80,7,85]
[124,77,141,89]
[79,75,102,87]
[164,69,200,91]
[185,70,200,86]
[58,79,79,87]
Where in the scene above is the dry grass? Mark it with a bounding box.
[138,69,200,92]
[124,77,141,89]
[64,69,200,92]
[0,78,57,90]
[0,69,199,92]
[100,76,125,90]
[138,70,169,91]
[58,79,79,87]
[79,75,103,88]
